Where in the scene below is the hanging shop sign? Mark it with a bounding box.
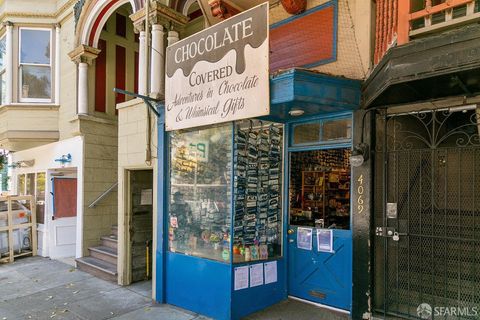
[165,3,269,131]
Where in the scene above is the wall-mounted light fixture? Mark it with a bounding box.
[289,109,304,117]
[55,154,72,166]
[9,159,35,168]
[350,143,369,167]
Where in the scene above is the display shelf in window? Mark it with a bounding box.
[289,149,351,229]
[168,125,232,262]
[232,121,283,263]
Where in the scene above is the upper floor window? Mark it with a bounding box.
[19,28,51,102]
[0,36,6,105]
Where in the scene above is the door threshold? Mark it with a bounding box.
[288,295,350,314]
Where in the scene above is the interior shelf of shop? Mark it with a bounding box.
[171,184,227,187]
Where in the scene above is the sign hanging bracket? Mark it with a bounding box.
[113,88,163,118]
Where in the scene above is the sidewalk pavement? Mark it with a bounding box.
[0,257,349,320]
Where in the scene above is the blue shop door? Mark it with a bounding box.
[287,150,352,311]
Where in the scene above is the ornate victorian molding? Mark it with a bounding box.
[74,0,86,30]
[280,0,306,15]
[130,0,188,34]
[207,0,240,20]
[0,0,77,22]
[68,44,101,65]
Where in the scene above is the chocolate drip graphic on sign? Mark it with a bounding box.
[166,3,268,78]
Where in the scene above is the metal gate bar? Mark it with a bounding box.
[374,109,480,319]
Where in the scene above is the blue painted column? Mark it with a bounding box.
[156,106,167,303]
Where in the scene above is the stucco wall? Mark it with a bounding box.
[117,98,156,285]
[80,117,118,255]
[270,0,373,79]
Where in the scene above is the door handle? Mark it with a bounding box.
[287,229,295,235]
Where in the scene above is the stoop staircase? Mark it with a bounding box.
[76,225,118,282]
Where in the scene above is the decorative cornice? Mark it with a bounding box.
[0,0,77,22]
[68,44,101,64]
[280,0,306,15]
[208,0,238,20]
[130,0,189,33]
[74,0,86,30]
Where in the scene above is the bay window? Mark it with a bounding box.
[0,36,5,105]
[19,28,52,102]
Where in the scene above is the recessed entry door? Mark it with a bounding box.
[287,148,352,311]
[49,177,77,258]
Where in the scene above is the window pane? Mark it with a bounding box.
[169,124,232,262]
[20,29,50,65]
[21,65,51,99]
[17,174,25,196]
[36,173,46,224]
[293,123,320,145]
[0,72,5,105]
[0,37,5,70]
[323,118,352,141]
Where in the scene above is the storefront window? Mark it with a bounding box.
[233,121,283,263]
[168,124,232,262]
[289,149,351,230]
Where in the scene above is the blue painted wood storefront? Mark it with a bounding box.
[156,69,361,319]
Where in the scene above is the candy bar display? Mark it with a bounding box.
[233,121,283,263]
[289,149,351,230]
[168,125,232,262]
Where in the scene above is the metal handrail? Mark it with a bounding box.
[88,182,118,208]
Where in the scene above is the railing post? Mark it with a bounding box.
[397,0,411,45]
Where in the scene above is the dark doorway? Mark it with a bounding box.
[130,170,153,283]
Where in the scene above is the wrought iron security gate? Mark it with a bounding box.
[374,108,480,319]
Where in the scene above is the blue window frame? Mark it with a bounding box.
[289,113,353,148]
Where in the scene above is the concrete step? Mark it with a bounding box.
[111,225,118,237]
[88,246,118,266]
[76,256,117,282]
[101,235,118,250]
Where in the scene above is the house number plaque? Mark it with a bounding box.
[357,174,364,214]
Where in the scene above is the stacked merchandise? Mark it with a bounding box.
[233,123,282,261]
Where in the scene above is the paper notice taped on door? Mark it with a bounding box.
[297,227,313,250]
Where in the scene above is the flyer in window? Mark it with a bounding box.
[249,263,264,287]
[317,229,334,253]
[264,261,277,284]
[234,266,249,290]
[297,227,313,250]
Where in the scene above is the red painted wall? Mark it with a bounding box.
[270,5,335,72]
[115,45,126,104]
[95,39,107,113]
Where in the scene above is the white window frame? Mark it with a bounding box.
[18,27,53,103]
[0,35,6,105]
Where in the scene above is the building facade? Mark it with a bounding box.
[1,0,479,319]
